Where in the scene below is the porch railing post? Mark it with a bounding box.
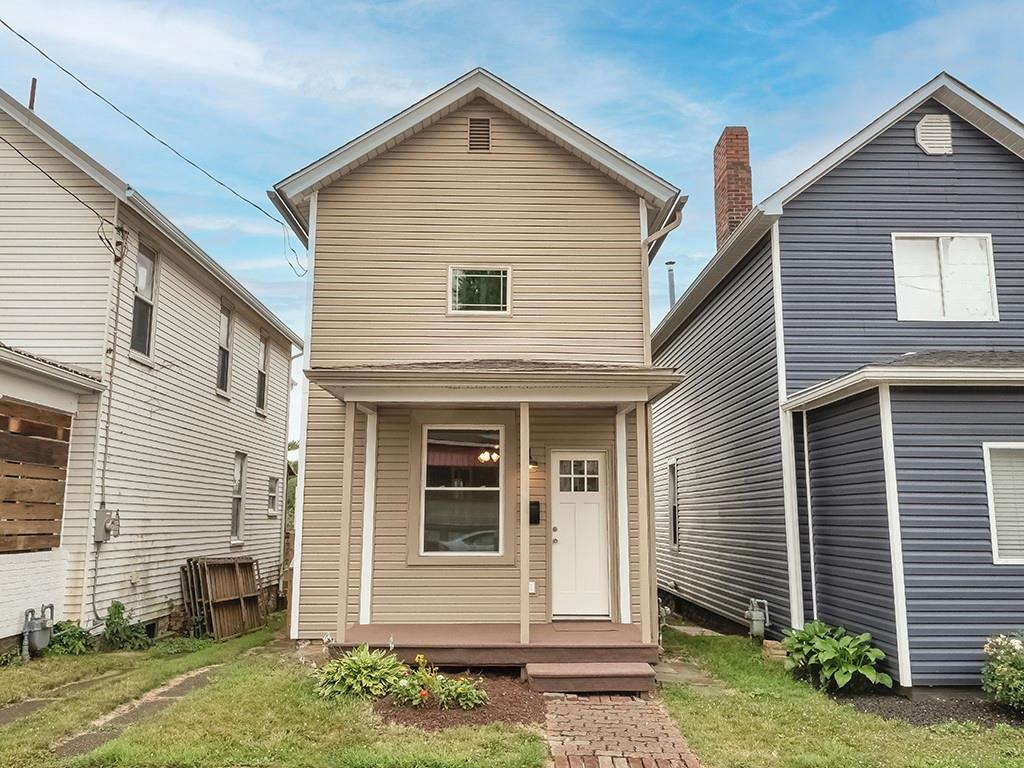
[519,401,530,645]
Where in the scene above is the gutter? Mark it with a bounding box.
[646,195,687,262]
[268,189,308,247]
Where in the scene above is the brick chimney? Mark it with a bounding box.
[713,126,752,248]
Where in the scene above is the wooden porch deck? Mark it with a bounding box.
[332,621,659,666]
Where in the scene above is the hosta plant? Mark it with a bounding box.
[782,620,892,692]
[315,644,406,698]
[982,633,1024,712]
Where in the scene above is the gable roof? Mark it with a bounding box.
[0,88,303,350]
[652,71,1024,355]
[270,68,680,241]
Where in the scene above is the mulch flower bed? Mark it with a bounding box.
[373,673,546,730]
[838,692,1024,728]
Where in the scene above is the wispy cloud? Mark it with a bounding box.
[176,214,283,238]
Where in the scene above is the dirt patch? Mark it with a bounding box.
[372,674,545,731]
[839,692,1024,728]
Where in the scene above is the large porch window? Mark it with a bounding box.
[421,426,503,555]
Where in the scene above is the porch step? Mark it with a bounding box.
[525,662,656,693]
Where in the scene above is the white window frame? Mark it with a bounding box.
[447,265,511,315]
[419,423,504,557]
[667,460,679,548]
[129,243,159,359]
[891,232,999,322]
[231,451,247,543]
[983,442,1024,565]
[255,333,269,415]
[267,476,280,517]
[217,305,233,396]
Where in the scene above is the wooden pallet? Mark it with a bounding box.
[180,557,265,639]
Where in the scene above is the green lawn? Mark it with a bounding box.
[0,616,546,768]
[661,627,1024,768]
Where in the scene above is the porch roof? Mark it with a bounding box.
[305,359,682,404]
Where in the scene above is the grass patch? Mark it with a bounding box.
[76,656,546,768]
[661,628,1024,768]
[0,617,281,768]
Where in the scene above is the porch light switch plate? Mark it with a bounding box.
[528,580,536,595]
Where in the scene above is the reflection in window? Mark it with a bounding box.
[559,458,599,492]
[423,428,501,553]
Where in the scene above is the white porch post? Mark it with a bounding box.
[635,401,654,643]
[335,399,356,641]
[357,404,378,625]
[519,401,530,644]
[615,405,632,624]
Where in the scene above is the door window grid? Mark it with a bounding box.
[559,459,599,492]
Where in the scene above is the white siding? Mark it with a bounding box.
[0,112,114,375]
[0,549,66,638]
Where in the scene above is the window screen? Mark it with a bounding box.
[988,446,1024,561]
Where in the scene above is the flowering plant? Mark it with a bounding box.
[982,633,1024,712]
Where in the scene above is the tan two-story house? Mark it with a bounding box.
[272,69,682,691]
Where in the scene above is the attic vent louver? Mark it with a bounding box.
[468,117,491,151]
[916,113,953,155]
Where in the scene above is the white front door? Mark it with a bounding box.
[550,451,610,618]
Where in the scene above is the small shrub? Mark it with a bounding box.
[782,620,892,692]
[46,620,94,656]
[982,634,1024,712]
[315,644,406,698]
[103,601,151,650]
[149,636,213,657]
[389,654,488,710]
[0,648,21,667]
[434,673,489,710]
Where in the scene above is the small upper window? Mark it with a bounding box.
[130,245,157,356]
[256,334,269,412]
[450,267,509,313]
[217,307,232,393]
[468,117,491,151]
[985,444,1024,563]
[891,234,998,321]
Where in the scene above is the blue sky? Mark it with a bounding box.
[2,0,1023,434]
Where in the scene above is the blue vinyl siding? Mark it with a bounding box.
[779,100,1024,394]
[652,236,790,631]
[891,386,1024,686]
[804,389,900,681]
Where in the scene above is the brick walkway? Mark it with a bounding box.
[545,693,701,768]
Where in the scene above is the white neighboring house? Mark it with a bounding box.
[0,87,302,641]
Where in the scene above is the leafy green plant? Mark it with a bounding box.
[388,654,488,710]
[390,664,435,707]
[782,621,892,692]
[149,636,213,657]
[46,620,94,656]
[315,644,406,699]
[982,633,1024,711]
[434,673,489,710]
[0,648,21,667]
[103,601,151,650]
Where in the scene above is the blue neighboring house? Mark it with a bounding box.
[652,72,1024,690]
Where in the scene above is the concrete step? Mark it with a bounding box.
[525,662,656,693]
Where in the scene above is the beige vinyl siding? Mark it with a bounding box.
[310,98,645,366]
[296,405,643,634]
[0,112,113,375]
[72,210,291,625]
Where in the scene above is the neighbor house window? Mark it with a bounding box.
[891,234,998,321]
[217,306,232,393]
[984,444,1024,563]
[231,452,246,541]
[421,427,502,554]
[256,334,269,412]
[130,244,157,356]
[449,267,509,313]
[267,476,279,516]
[668,461,679,547]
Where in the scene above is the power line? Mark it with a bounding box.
[0,17,307,277]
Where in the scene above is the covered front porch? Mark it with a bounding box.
[297,360,680,668]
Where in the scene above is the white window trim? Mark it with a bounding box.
[255,332,269,415]
[231,451,247,544]
[667,460,679,549]
[267,476,280,518]
[983,442,1024,565]
[129,242,160,361]
[217,305,234,397]
[891,232,999,322]
[419,423,505,557]
[446,265,512,316]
